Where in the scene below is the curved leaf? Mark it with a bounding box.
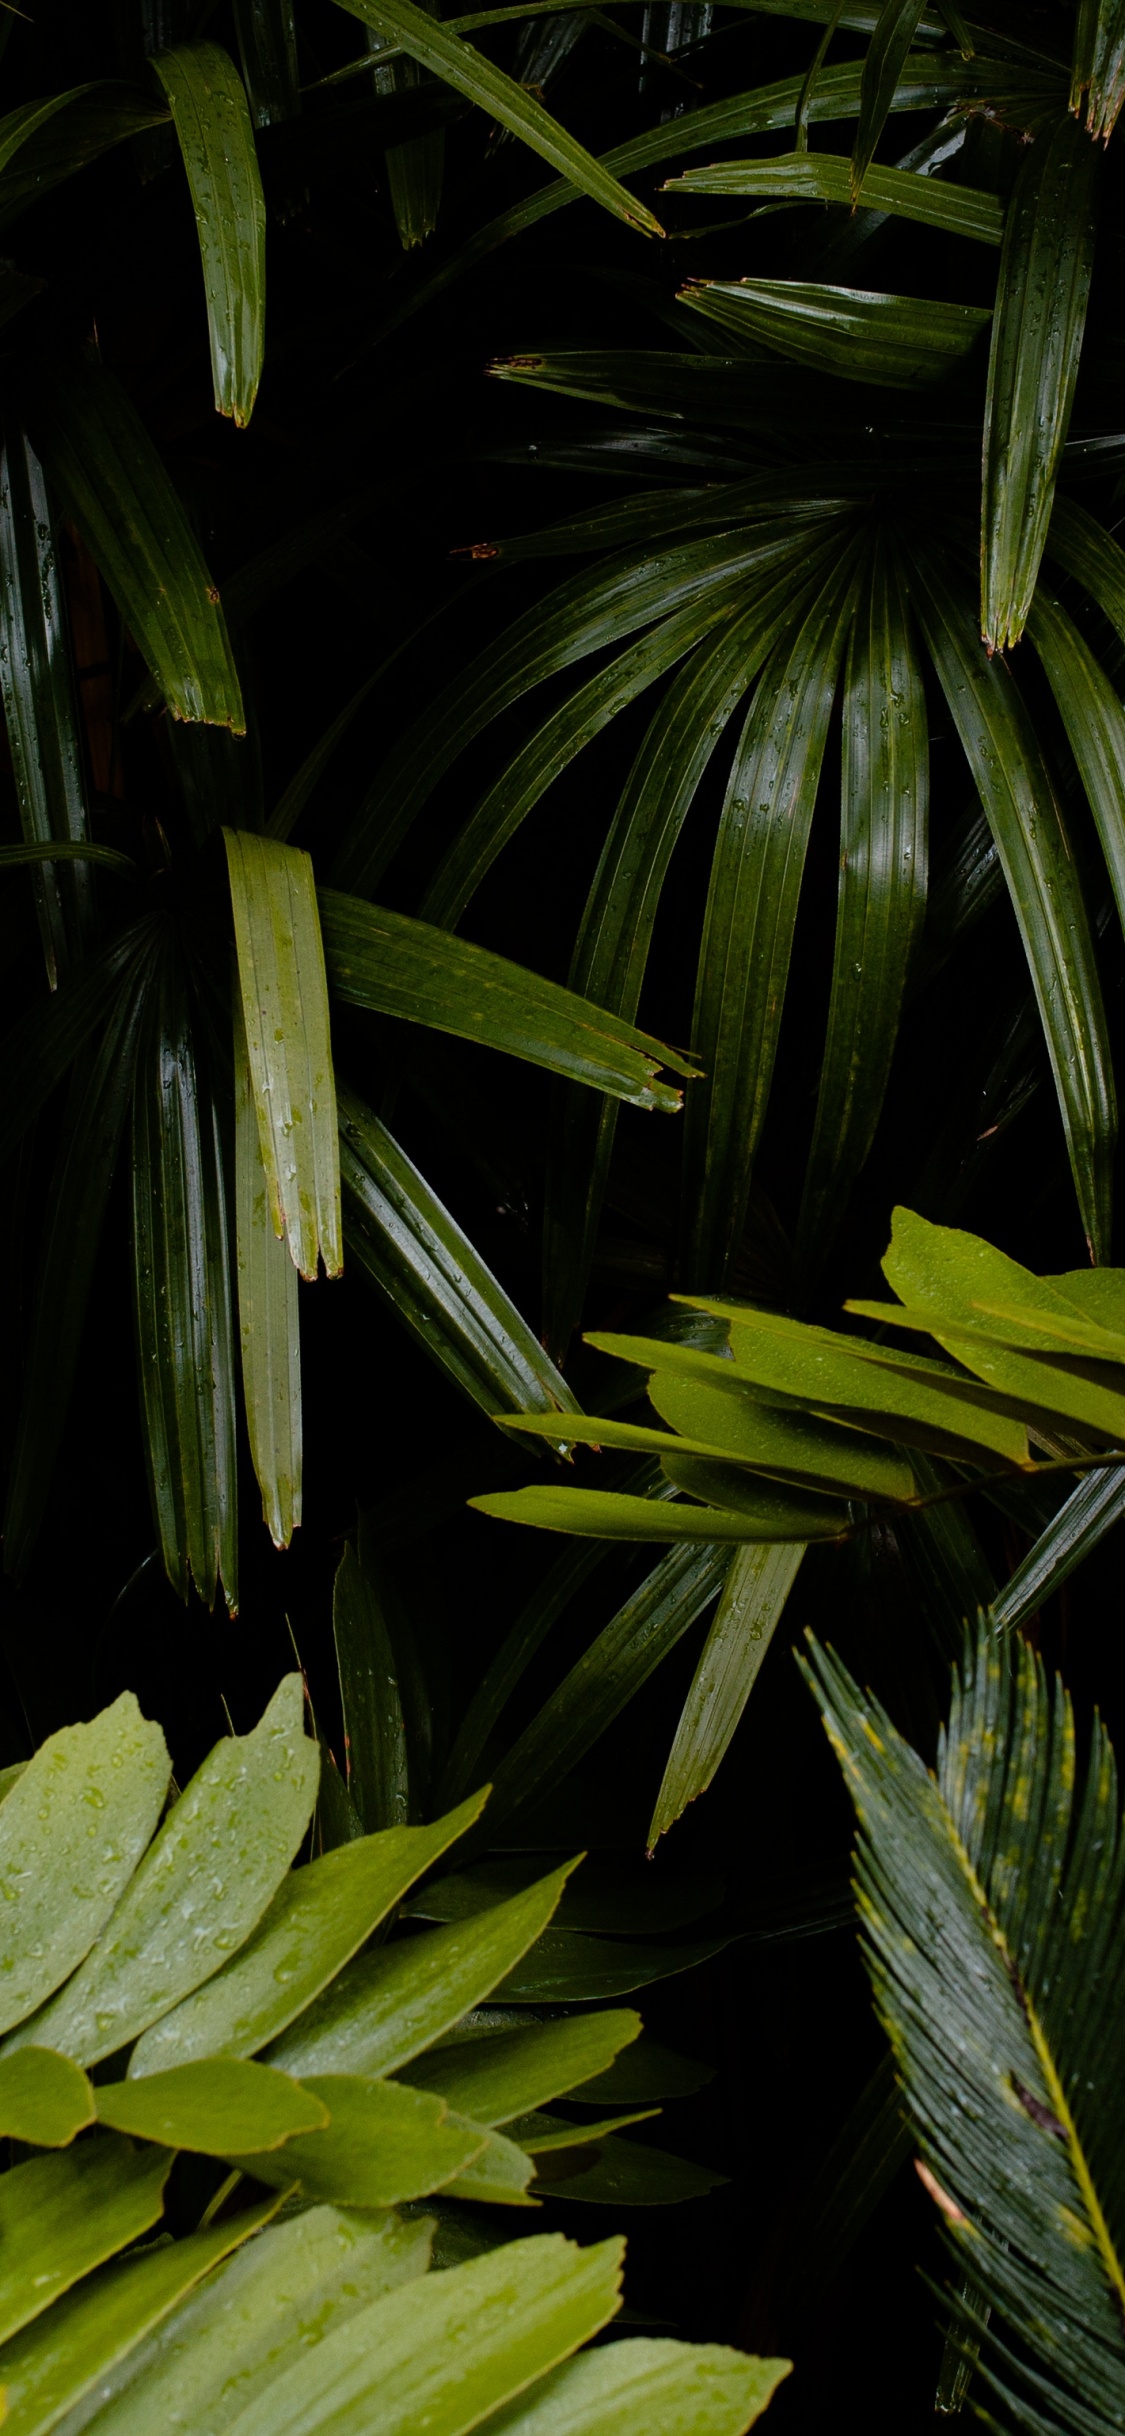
[150,44,266,426]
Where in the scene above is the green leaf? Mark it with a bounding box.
[642,1371,916,1500]
[803,1619,1125,2430]
[0,2140,170,2346]
[678,277,990,386]
[1046,494,1125,651]
[226,2073,487,2205]
[909,542,1116,1260]
[470,1487,836,1542]
[234,986,302,1551]
[0,917,162,1168]
[267,1863,579,2079]
[12,1676,318,2067]
[0,85,169,226]
[234,0,301,127]
[507,2107,660,2153]
[532,2132,726,2206]
[331,1534,410,1833]
[569,2035,713,2106]
[4,942,161,1581]
[439,2117,538,2206]
[0,1694,168,2038]
[1028,582,1125,944]
[51,2205,432,2436]
[475,2334,789,2436]
[130,949,239,1612]
[333,0,662,235]
[225,831,342,1282]
[1071,0,1125,137]
[338,1085,581,1421]
[681,543,863,1286]
[150,44,266,427]
[405,1856,724,1934]
[320,892,698,1109]
[0,424,95,988]
[852,1,930,192]
[129,1792,486,2077]
[96,2059,329,2151]
[0,2195,279,2436]
[29,351,244,730]
[365,0,444,251]
[398,2013,642,2124]
[990,1464,1125,1635]
[648,1542,806,1851]
[665,147,1003,242]
[492,1931,729,2003]
[981,110,1099,651]
[798,532,928,1273]
[0,2048,93,2146]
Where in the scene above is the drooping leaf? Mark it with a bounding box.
[0,423,94,988]
[0,915,161,1168]
[366,0,445,250]
[679,277,990,386]
[29,351,244,729]
[150,43,266,427]
[981,109,1099,651]
[909,542,1116,1259]
[128,1791,486,2075]
[1071,0,1125,138]
[233,987,302,1551]
[321,892,698,1109]
[333,0,663,234]
[225,830,341,1282]
[96,2058,329,2151]
[648,1541,806,1850]
[130,948,239,1612]
[1027,583,1125,941]
[0,1694,168,2037]
[12,1676,318,2066]
[338,1084,581,1421]
[332,1533,410,1832]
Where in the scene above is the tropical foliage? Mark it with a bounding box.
[3,0,1125,2421]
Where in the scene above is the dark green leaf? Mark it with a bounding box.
[150,44,266,427]
[678,277,990,387]
[0,86,169,226]
[226,830,342,1282]
[665,147,1003,242]
[0,425,95,987]
[332,1535,410,1833]
[233,987,302,1551]
[493,1930,730,2003]
[853,1,930,192]
[532,2132,726,2205]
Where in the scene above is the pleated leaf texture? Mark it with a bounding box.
[803,1617,1125,2434]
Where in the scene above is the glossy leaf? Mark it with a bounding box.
[649,1542,806,1851]
[403,2013,642,2124]
[0,2195,279,2436]
[225,830,341,1282]
[151,43,266,426]
[0,2047,93,2146]
[478,2334,789,2436]
[0,424,94,988]
[679,277,990,386]
[96,2058,329,2151]
[234,987,302,1551]
[130,950,239,1612]
[226,2073,487,2204]
[797,533,928,1273]
[338,1084,581,1420]
[981,110,1099,651]
[643,1372,916,1501]
[334,0,662,235]
[665,147,1002,241]
[234,0,301,127]
[990,1465,1125,1635]
[320,892,698,1109]
[1071,0,1125,138]
[0,2141,170,2346]
[130,1792,486,2075]
[0,1694,168,2037]
[1028,584,1125,942]
[366,0,444,250]
[852,0,929,192]
[1046,494,1125,650]
[14,1676,318,2066]
[682,543,863,1287]
[910,543,1116,1260]
[57,2206,432,2436]
[268,1863,578,2079]
[29,351,244,729]
[331,1533,410,1833]
[472,1485,838,1542]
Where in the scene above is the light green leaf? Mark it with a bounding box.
[470,1487,841,1542]
[0,2141,170,2346]
[226,2073,487,2205]
[678,276,990,386]
[129,1791,486,2076]
[96,2059,329,2152]
[644,1372,915,1501]
[476,2333,789,2436]
[439,2116,538,2206]
[981,110,1099,650]
[150,44,266,426]
[333,0,662,235]
[56,2206,432,2436]
[29,351,244,730]
[0,2195,279,2436]
[665,147,1002,241]
[399,2013,642,2124]
[320,891,698,1110]
[0,2048,93,2147]
[267,1863,578,2080]
[0,1694,168,2039]
[225,831,341,1282]
[13,1677,318,2066]
[234,985,302,1551]
[648,1542,806,1851]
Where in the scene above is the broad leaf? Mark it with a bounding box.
[0,2047,93,2146]
[403,2013,642,2124]
[226,2073,487,2204]
[0,2142,170,2346]
[477,2334,788,2436]
[96,2059,329,2151]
